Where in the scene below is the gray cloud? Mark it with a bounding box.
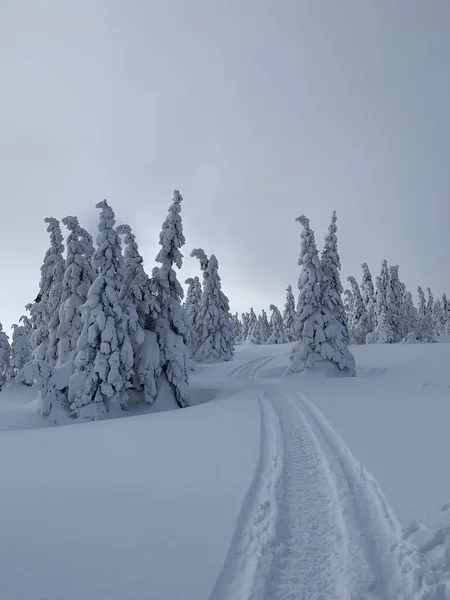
[1,0,449,331]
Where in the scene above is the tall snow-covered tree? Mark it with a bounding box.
[241,312,250,342]
[283,285,296,342]
[57,216,96,366]
[231,312,242,343]
[385,265,403,343]
[401,289,418,340]
[246,307,258,342]
[0,323,12,390]
[361,262,376,331]
[343,288,354,327]
[267,304,286,344]
[288,215,355,376]
[417,286,435,342]
[11,322,32,377]
[184,276,202,356]
[30,218,65,360]
[69,200,133,420]
[152,191,190,407]
[347,276,371,344]
[117,223,161,404]
[191,249,234,362]
[442,293,450,334]
[432,297,444,336]
[320,210,349,342]
[375,259,389,326]
[45,219,66,366]
[259,309,271,344]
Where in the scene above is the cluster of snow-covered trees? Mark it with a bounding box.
[344,262,448,345]
[0,191,234,421]
[1,194,446,415]
[233,213,450,360]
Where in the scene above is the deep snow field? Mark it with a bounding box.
[1,341,450,599]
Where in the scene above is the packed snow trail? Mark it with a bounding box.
[210,366,425,599]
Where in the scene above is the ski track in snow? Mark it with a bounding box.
[210,357,428,600]
[227,356,274,381]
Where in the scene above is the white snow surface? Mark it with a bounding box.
[1,340,450,599]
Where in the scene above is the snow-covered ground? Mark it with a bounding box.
[1,341,449,599]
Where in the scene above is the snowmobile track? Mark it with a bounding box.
[209,387,425,600]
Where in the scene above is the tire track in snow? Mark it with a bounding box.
[209,387,426,600]
[208,391,283,600]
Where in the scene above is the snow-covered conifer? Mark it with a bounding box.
[117,223,161,404]
[442,293,450,334]
[30,218,65,360]
[267,304,286,344]
[375,259,389,326]
[0,324,12,389]
[343,288,354,326]
[11,322,31,377]
[282,285,296,342]
[191,250,234,362]
[432,297,444,336]
[288,215,355,376]
[57,216,96,366]
[258,309,271,344]
[250,315,263,345]
[184,276,202,355]
[347,276,371,344]
[246,307,258,342]
[231,312,242,343]
[417,286,436,342]
[386,265,403,343]
[401,289,418,340]
[241,312,250,342]
[361,262,376,331]
[152,191,190,406]
[320,211,349,342]
[69,201,133,420]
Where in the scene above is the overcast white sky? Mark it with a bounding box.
[1,0,449,331]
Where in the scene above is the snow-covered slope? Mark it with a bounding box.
[0,341,449,598]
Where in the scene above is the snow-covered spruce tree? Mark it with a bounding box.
[267,304,287,344]
[442,293,450,334]
[231,312,242,343]
[184,276,202,356]
[44,219,66,366]
[30,218,65,360]
[191,249,234,362]
[57,216,96,366]
[367,272,394,344]
[259,309,271,344]
[347,276,371,344]
[283,285,296,342]
[416,286,436,343]
[246,307,258,342]
[250,315,263,345]
[69,201,133,420]
[432,297,444,336]
[320,210,349,343]
[152,191,190,406]
[375,259,389,326]
[361,262,376,331]
[385,265,403,343]
[0,324,12,390]
[11,322,32,377]
[343,288,354,327]
[288,216,355,376]
[117,223,161,404]
[401,289,418,340]
[241,312,250,342]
